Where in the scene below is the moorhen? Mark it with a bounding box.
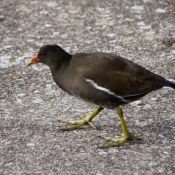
[28,45,175,148]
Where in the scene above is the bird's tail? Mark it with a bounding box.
[165,80,175,89]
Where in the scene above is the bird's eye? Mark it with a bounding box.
[43,52,47,55]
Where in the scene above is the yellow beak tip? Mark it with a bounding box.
[27,60,36,66]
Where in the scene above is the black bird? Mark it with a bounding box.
[28,45,175,148]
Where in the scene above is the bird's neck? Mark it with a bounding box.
[49,52,72,74]
[61,52,72,67]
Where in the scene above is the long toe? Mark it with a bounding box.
[58,106,103,131]
[100,133,142,148]
[58,116,95,131]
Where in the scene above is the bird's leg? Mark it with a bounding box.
[101,107,141,148]
[58,106,104,131]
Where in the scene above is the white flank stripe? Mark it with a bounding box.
[86,79,128,102]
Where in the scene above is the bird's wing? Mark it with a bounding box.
[81,54,165,99]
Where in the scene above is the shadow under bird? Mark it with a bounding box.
[28,45,175,148]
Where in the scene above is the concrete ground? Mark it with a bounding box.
[0,0,175,174]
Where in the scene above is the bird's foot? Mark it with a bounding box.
[100,133,141,148]
[58,115,95,131]
[58,106,104,131]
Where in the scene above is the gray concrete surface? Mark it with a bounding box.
[0,0,175,174]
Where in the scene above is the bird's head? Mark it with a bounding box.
[28,45,71,69]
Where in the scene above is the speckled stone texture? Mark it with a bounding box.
[0,0,175,174]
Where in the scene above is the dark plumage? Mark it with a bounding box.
[28,45,175,148]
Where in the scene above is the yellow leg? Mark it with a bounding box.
[101,107,141,148]
[58,106,104,131]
